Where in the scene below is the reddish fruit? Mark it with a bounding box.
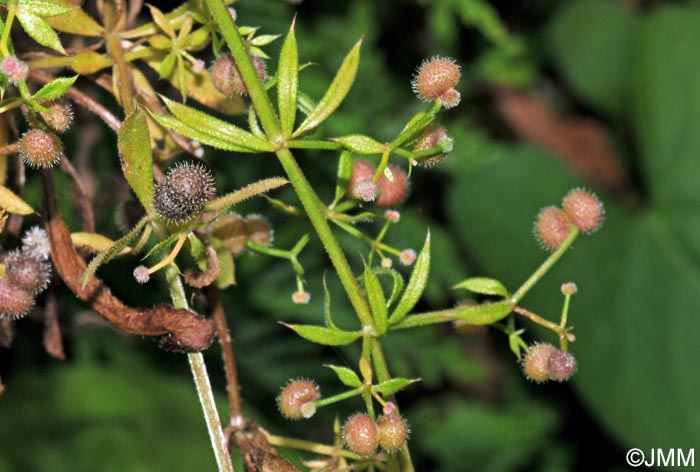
[277,379,320,420]
[377,413,409,452]
[18,129,63,168]
[412,125,453,167]
[4,250,51,295]
[352,180,378,202]
[347,160,377,201]
[343,413,379,456]
[376,165,408,208]
[534,207,572,251]
[1,56,28,84]
[245,214,273,247]
[548,349,577,382]
[562,189,604,234]
[411,57,461,102]
[0,279,34,320]
[211,53,267,97]
[153,162,217,224]
[521,343,556,383]
[438,88,461,109]
[208,213,249,255]
[39,100,73,133]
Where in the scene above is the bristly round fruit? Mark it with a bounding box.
[4,250,51,295]
[377,413,409,452]
[245,214,273,247]
[133,265,150,284]
[153,162,217,224]
[352,180,378,202]
[18,128,63,168]
[1,56,28,84]
[534,207,572,251]
[21,226,51,261]
[548,349,577,382]
[521,343,556,383]
[0,278,34,320]
[207,213,249,255]
[347,160,377,201]
[412,125,454,167]
[411,57,461,105]
[211,53,267,97]
[277,379,320,420]
[343,413,379,456]
[562,188,604,234]
[39,100,74,133]
[376,165,408,208]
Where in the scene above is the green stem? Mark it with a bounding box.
[266,434,361,460]
[288,140,343,150]
[0,0,16,57]
[166,266,234,472]
[314,387,363,408]
[389,309,457,330]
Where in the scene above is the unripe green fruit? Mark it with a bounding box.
[377,413,409,452]
[534,207,572,251]
[412,57,461,101]
[343,413,379,456]
[211,53,267,97]
[245,214,273,247]
[562,188,604,234]
[153,163,216,224]
[376,165,408,208]
[4,250,51,295]
[522,343,556,383]
[277,379,320,420]
[548,349,577,382]
[0,278,34,320]
[18,129,63,168]
[207,213,248,255]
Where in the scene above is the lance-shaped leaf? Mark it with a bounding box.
[20,0,71,17]
[118,109,154,213]
[0,186,34,215]
[278,19,298,137]
[47,3,102,37]
[323,274,338,329]
[16,11,65,54]
[325,364,362,387]
[70,232,130,254]
[330,135,385,155]
[373,267,404,308]
[281,323,361,346]
[388,231,430,325]
[372,377,420,396]
[292,38,362,137]
[204,177,288,212]
[454,300,512,325]
[333,150,353,203]
[158,97,274,152]
[70,52,111,74]
[151,113,255,153]
[453,277,509,298]
[32,75,78,101]
[364,262,388,335]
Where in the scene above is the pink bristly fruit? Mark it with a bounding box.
[376,165,408,208]
[343,413,379,456]
[277,379,320,420]
[534,206,572,251]
[562,188,604,234]
[18,129,63,168]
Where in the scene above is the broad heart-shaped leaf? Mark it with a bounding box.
[324,364,362,388]
[281,323,361,346]
[32,75,78,101]
[204,177,288,212]
[16,11,65,54]
[371,377,419,396]
[0,185,34,215]
[118,109,154,213]
[453,277,509,298]
[292,38,362,137]
[330,135,385,154]
[277,19,298,138]
[388,231,430,326]
[363,262,388,335]
[446,141,700,453]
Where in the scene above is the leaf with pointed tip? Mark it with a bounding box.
[278,20,298,138]
[118,109,154,213]
[373,268,404,308]
[47,3,102,36]
[147,4,175,38]
[453,277,509,298]
[364,262,388,335]
[454,300,512,325]
[250,34,280,46]
[0,186,34,215]
[16,11,65,54]
[70,52,111,74]
[20,0,71,17]
[70,232,130,254]
[322,274,338,329]
[372,378,420,396]
[204,177,288,212]
[292,39,362,137]
[151,113,253,153]
[330,134,385,154]
[32,75,77,101]
[281,323,361,346]
[388,231,431,325]
[324,365,362,387]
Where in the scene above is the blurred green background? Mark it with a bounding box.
[2,0,698,470]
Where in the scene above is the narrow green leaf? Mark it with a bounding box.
[364,262,388,335]
[160,96,274,152]
[454,300,512,325]
[250,34,280,46]
[204,177,288,212]
[333,150,353,203]
[151,113,256,153]
[32,75,78,101]
[142,231,181,261]
[70,232,126,253]
[247,106,265,139]
[281,323,361,346]
[0,186,34,215]
[453,277,509,298]
[19,0,71,17]
[388,231,430,325]
[158,52,177,79]
[373,267,404,308]
[118,109,154,213]
[322,274,338,329]
[147,4,175,38]
[330,134,385,154]
[292,38,362,137]
[372,377,419,396]
[324,364,362,387]
[278,19,298,138]
[16,11,65,53]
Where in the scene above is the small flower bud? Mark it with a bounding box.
[211,53,267,97]
[412,125,454,167]
[562,188,604,234]
[153,162,217,224]
[4,250,51,295]
[133,265,150,284]
[343,413,379,456]
[21,226,51,261]
[377,413,409,452]
[1,56,28,84]
[381,257,393,268]
[534,207,572,251]
[399,249,416,266]
[548,349,577,382]
[245,214,273,247]
[521,343,556,383]
[0,279,34,320]
[561,282,578,296]
[384,210,401,223]
[376,165,408,208]
[18,129,63,168]
[207,213,248,255]
[383,402,396,415]
[291,290,310,304]
[39,100,73,133]
[277,379,320,420]
[411,57,461,102]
